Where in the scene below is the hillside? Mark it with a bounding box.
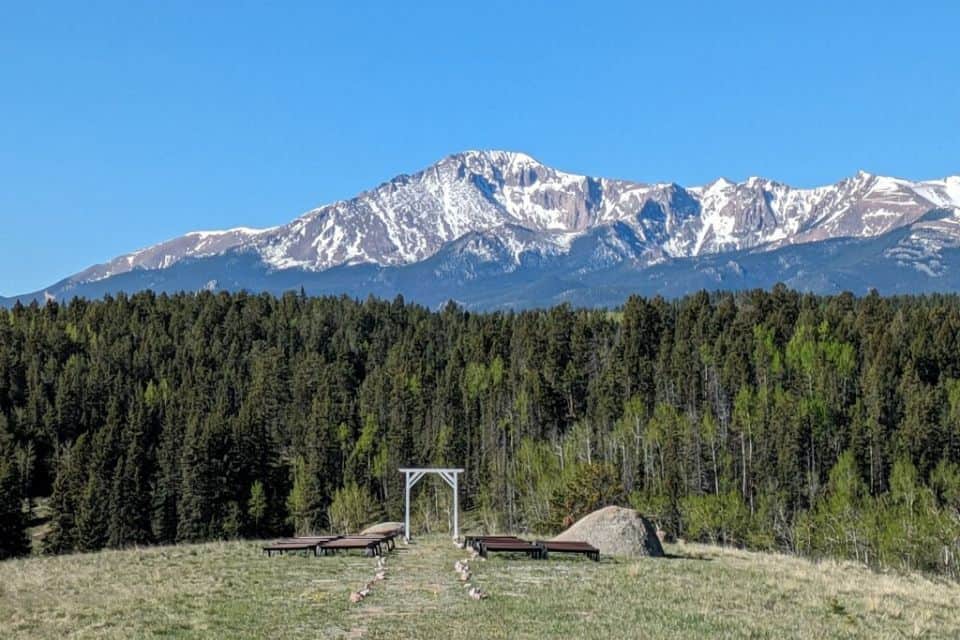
[1,535,957,639]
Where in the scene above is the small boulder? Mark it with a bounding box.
[360,522,405,536]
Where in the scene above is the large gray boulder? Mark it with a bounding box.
[552,506,664,557]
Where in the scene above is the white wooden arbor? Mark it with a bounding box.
[399,468,464,542]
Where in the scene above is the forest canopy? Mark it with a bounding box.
[1,287,959,576]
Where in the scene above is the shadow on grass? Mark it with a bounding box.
[660,551,713,561]
[487,552,713,564]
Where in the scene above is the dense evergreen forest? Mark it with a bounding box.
[1,288,959,577]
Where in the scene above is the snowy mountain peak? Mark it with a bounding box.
[459,149,541,166]
[704,177,736,191]
[44,152,960,295]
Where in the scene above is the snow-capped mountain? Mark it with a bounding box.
[5,150,960,309]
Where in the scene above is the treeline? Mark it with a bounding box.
[0,288,959,575]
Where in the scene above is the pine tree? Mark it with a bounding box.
[286,457,323,534]
[108,395,153,547]
[248,480,267,536]
[0,446,30,559]
[176,416,216,542]
[75,419,122,552]
[43,435,91,554]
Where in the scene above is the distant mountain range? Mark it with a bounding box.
[4,151,960,309]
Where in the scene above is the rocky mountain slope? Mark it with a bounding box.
[4,151,960,309]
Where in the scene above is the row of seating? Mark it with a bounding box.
[262,530,401,557]
[263,530,598,561]
[464,535,600,561]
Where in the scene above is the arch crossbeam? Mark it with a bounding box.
[399,467,464,542]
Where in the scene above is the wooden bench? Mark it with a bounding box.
[275,535,341,545]
[263,535,343,557]
[465,535,524,552]
[319,536,384,557]
[537,540,600,561]
[262,541,322,557]
[478,539,543,559]
[354,533,396,552]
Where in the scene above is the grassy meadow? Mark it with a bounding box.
[2,535,959,639]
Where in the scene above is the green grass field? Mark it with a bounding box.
[2,535,958,639]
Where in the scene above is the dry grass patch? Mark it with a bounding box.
[1,537,959,639]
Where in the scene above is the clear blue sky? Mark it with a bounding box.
[2,1,958,295]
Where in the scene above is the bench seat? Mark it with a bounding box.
[262,542,320,557]
[319,537,384,556]
[478,539,543,559]
[464,535,524,551]
[538,540,600,561]
[358,533,396,551]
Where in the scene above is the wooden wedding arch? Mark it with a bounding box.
[399,468,464,542]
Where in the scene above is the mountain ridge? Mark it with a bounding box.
[5,150,960,308]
